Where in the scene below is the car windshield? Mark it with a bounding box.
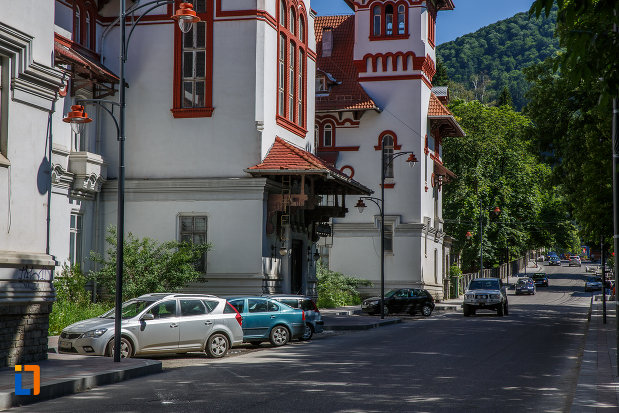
[517,280,528,285]
[101,299,154,319]
[468,279,500,290]
[587,277,602,282]
[532,274,545,279]
[384,290,399,298]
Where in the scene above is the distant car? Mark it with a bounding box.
[585,276,603,292]
[462,278,508,317]
[569,255,582,267]
[58,294,244,359]
[515,278,536,295]
[531,273,549,287]
[547,256,561,266]
[228,297,305,346]
[361,288,435,316]
[265,294,324,340]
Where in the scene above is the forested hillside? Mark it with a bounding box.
[436,8,560,110]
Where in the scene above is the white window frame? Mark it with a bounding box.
[181,15,207,109]
[69,212,83,266]
[178,214,208,274]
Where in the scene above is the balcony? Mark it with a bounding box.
[68,151,106,199]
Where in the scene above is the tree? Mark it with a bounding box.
[497,86,513,107]
[433,58,450,86]
[443,100,578,272]
[524,57,612,244]
[530,0,618,102]
[90,227,211,300]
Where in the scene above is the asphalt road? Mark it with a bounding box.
[18,264,595,413]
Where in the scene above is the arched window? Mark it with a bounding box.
[276,1,307,134]
[373,6,381,37]
[397,5,406,35]
[85,11,91,48]
[299,15,305,42]
[74,5,81,44]
[382,135,394,178]
[316,74,327,92]
[314,125,319,149]
[385,5,394,36]
[280,1,287,28]
[323,124,333,147]
[290,8,296,35]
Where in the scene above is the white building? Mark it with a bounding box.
[314,0,464,299]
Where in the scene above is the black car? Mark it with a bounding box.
[361,288,435,316]
[531,273,549,287]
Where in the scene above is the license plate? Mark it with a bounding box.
[59,341,72,350]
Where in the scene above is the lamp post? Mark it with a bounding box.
[355,142,417,320]
[64,1,199,362]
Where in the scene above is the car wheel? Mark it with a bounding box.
[421,304,433,317]
[269,325,290,347]
[497,304,504,317]
[300,323,314,341]
[504,303,509,316]
[205,333,229,358]
[463,304,471,317]
[107,337,132,359]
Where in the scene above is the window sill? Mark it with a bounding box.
[171,107,214,118]
[276,115,307,137]
[369,34,410,41]
[0,154,10,168]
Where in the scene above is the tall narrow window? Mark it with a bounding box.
[383,135,394,178]
[373,6,381,36]
[69,213,83,266]
[428,9,436,47]
[384,224,393,253]
[85,11,91,48]
[179,215,208,273]
[74,5,81,44]
[385,5,394,36]
[323,124,333,147]
[279,34,286,116]
[276,1,307,134]
[314,125,319,150]
[289,42,295,121]
[173,0,212,117]
[397,5,406,35]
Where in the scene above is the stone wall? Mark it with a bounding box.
[0,303,53,368]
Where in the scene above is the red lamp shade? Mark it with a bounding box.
[406,153,418,167]
[493,207,501,215]
[63,105,92,134]
[355,199,367,213]
[465,231,473,240]
[171,2,200,33]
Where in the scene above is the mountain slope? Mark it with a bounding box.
[436,8,559,110]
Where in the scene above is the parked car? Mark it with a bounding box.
[265,294,323,340]
[547,256,561,266]
[462,278,508,317]
[361,288,435,316]
[58,293,244,359]
[568,255,582,267]
[228,297,305,346]
[531,273,549,287]
[515,278,536,295]
[585,276,603,292]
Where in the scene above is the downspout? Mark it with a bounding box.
[45,99,56,258]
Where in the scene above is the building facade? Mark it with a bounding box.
[314,0,463,299]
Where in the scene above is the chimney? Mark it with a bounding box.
[322,27,333,57]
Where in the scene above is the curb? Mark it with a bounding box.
[323,318,402,331]
[0,358,162,411]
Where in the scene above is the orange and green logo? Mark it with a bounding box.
[14,365,40,396]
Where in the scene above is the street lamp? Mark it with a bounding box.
[64,0,200,362]
[356,140,417,320]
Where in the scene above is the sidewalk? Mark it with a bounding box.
[0,352,161,410]
[570,298,619,412]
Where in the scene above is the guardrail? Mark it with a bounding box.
[458,256,528,294]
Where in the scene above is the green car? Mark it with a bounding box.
[228,297,305,346]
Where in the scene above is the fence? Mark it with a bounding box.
[457,256,528,296]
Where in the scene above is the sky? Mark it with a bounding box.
[310,0,536,45]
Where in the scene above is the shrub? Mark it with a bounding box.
[49,300,111,336]
[53,264,90,304]
[450,265,462,278]
[316,264,371,308]
[90,226,212,301]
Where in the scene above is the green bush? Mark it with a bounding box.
[49,300,112,336]
[54,264,90,304]
[450,265,463,278]
[316,264,371,308]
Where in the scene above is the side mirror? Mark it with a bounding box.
[141,313,154,321]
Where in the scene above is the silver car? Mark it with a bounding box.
[58,293,244,359]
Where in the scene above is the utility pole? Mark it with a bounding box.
[613,6,618,376]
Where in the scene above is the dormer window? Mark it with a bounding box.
[72,1,97,50]
[316,75,327,92]
[370,2,409,40]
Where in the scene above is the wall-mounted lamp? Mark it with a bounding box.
[279,246,289,256]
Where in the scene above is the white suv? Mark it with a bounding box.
[463,278,508,317]
[568,255,582,266]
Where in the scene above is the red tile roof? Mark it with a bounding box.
[315,15,377,112]
[428,93,453,117]
[247,137,371,194]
